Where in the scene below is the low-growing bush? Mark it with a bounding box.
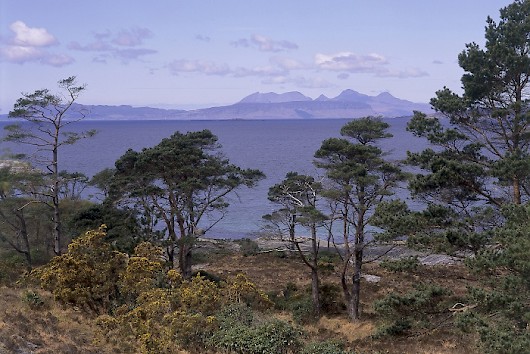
[373,283,453,337]
[380,256,420,272]
[301,340,352,354]
[0,254,26,284]
[235,238,260,256]
[317,250,340,273]
[21,290,45,310]
[291,295,317,324]
[374,318,412,337]
[320,283,344,315]
[209,318,301,354]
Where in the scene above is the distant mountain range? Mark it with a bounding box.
[0,89,433,121]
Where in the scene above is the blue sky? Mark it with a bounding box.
[0,1,513,111]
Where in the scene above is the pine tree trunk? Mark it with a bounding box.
[350,252,363,321]
[311,267,321,317]
[310,223,321,317]
[20,213,32,270]
[179,243,193,279]
[52,145,61,256]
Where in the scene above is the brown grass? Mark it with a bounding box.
[0,248,481,354]
[200,252,481,354]
[0,285,114,353]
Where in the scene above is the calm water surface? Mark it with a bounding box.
[0,118,425,238]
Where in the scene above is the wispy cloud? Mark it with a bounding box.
[315,51,428,78]
[315,52,388,72]
[376,68,428,78]
[0,21,73,66]
[231,34,298,52]
[112,27,152,46]
[168,59,230,76]
[167,54,307,81]
[293,76,336,89]
[195,34,211,42]
[68,27,156,63]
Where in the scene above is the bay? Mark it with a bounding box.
[0,118,425,239]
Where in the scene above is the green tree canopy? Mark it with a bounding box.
[5,77,96,255]
[108,129,264,278]
[315,116,404,321]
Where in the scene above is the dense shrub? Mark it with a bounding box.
[0,254,26,285]
[301,340,352,354]
[21,290,45,310]
[373,283,453,337]
[235,238,260,256]
[320,283,344,315]
[317,250,340,273]
[209,318,301,354]
[33,226,128,313]
[379,256,420,272]
[291,295,317,324]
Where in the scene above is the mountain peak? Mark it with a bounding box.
[239,91,311,104]
[332,89,370,102]
[376,91,395,98]
[314,94,330,102]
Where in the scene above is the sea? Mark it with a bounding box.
[0,117,427,239]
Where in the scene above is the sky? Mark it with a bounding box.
[0,0,514,112]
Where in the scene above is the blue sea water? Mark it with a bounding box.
[0,118,426,239]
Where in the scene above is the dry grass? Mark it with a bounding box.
[201,252,481,354]
[0,286,114,354]
[0,248,481,354]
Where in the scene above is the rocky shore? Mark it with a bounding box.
[196,236,461,266]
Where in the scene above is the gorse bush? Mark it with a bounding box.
[31,226,278,353]
[33,226,128,314]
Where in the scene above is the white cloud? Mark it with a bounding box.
[10,21,56,47]
[68,40,112,52]
[315,52,388,72]
[112,27,152,47]
[376,68,429,78]
[260,75,335,89]
[231,34,298,52]
[167,55,305,78]
[233,64,287,78]
[168,59,230,76]
[269,56,305,70]
[68,27,156,63]
[0,45,42,61]
[0,21,72,67]
[42,53,75,67]
[315,51,429,79]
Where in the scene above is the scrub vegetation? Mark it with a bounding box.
[1,1,530,353]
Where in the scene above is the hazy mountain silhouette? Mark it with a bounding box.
[0,89,433,121]
[177,89,433,120]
